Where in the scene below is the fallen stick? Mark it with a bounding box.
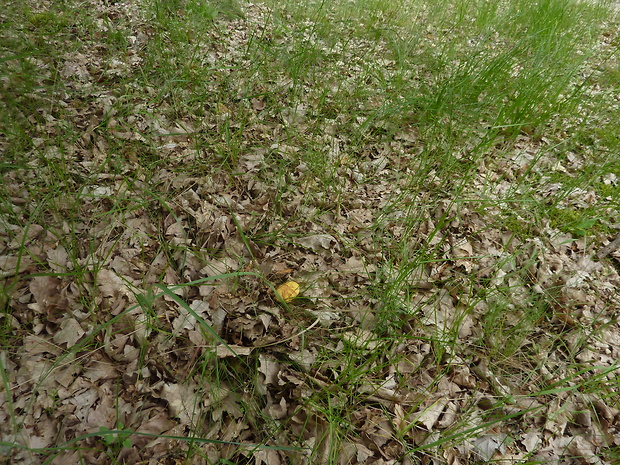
[597,232,620,260]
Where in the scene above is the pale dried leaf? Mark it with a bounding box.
[52,317,85,347]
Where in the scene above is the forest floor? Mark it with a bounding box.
[1,0,620,464]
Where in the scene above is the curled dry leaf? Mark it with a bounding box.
[275,281,300,303]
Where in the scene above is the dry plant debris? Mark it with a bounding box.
[0,0,619,464]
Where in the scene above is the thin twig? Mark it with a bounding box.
[597,232,620,259]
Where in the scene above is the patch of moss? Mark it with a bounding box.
[27,10,70,33]
[548,206,608,237]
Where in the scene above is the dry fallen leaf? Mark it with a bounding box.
[275,281,300,303]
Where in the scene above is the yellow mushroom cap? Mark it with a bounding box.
[275,281,300,303]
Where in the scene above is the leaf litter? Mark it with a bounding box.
[1,0,619,463]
